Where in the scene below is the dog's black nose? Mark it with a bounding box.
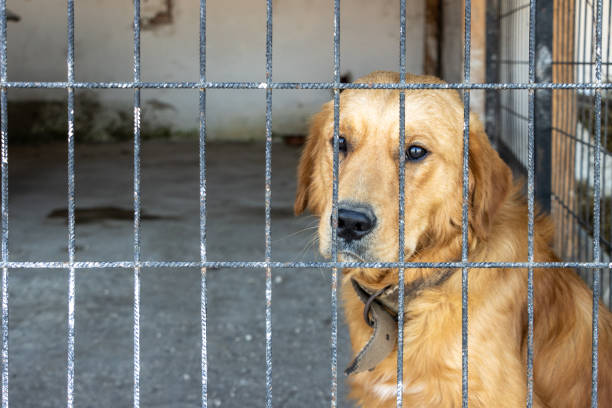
[335,208,376,242]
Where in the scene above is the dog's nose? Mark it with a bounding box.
[335,208,376,242]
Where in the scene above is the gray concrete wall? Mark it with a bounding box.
[7,0,425,141]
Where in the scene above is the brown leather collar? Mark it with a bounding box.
[345,268,457,376]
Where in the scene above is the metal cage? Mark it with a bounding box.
[0,0,609,407]
[491,0,612,309]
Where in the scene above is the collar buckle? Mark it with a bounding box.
[362,285,392,327]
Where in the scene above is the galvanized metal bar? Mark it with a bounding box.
[592,0,603,405]
[330,0,340,406]
[527,0,537,404]
[199,0,208,407]
[552,60,612,65]
[606,0,612,309]
[132,1,142,407]
[550,126,600,149]
[264,0,273,406]
[461,0,471,406]
[396,0,407,405]
[577,0,590,265]
[499,3,530,19]
[0,0,7,406]
[501,104,530,121]
[3,260,612,269]
[606,0,612,308]
[0,1,610,405]
[66,0,76,406]
[0,81,610,90]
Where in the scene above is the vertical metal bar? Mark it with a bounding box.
[605,0,612,308]
[527,0,537,404]
[330,0,340,406]
[264,0,273,407]
[0,0,7,406]
[606,0,612,309]
[66,0,76,407]
[461,0,471,407]
[132,1,141,407]
[576,0,588,264]
[199,0,208,406]
[591,0,603,405]
[396,0,406,406]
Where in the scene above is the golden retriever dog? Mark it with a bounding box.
[294,71,612,407]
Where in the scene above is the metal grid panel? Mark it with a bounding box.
[496,0,606,406]
[0,1,607,407]
[556,0,612,305]
[499,0,612,311]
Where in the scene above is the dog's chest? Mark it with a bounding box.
[344,283,463,406]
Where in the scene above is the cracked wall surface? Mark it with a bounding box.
[142,0,173,29]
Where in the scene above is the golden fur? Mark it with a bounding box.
[294,71,612,407]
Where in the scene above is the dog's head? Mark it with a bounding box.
[295,71,512,266]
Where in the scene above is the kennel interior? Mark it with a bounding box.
[0,0,609,407]
[490,0,612,308]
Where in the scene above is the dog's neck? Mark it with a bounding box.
[345,233,465,289]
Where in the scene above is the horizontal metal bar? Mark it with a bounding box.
[498,60,530,65]
[551,193,612,253]
[499,3,530,20]
[2,261,612,269]
[500,104,529,121]
[552,61,612,66]
[0,81,612,90]
[552,126,607,150]
[497,60,612,66]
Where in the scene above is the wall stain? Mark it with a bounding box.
[142,0,173,30]
[48,206,176,223]
[7,92,195,144]
[146,98,177,111]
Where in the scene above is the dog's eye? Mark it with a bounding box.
[406,145,428,161]
[330,135,348,153]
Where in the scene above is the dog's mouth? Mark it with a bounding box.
[338,249,367,263]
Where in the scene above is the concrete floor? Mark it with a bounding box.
[4,141,353,407]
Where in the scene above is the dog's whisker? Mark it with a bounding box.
[272,226,318,243]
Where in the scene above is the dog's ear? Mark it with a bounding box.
[468,120,512,240]
[295,105,330,215]
[294,135,315,215]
